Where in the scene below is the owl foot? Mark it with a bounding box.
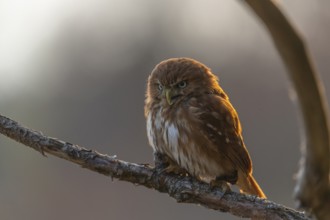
[161,163,189,176]
[210,179,231,193]
[153,151,171,171]
[215,170,238,185]
[153,152,188,176]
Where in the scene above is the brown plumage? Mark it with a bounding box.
[145,57,266,198]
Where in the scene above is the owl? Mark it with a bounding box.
[145,57,266,198]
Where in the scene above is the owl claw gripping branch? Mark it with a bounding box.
[145,58,266,198]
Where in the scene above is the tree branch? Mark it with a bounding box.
[243,1,330,219]
[0,114,309,219]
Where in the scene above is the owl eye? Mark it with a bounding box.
[158,84,163,91]
[177,81,187,88]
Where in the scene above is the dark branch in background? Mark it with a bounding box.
[0,114,310,220]
[243,1,330,219]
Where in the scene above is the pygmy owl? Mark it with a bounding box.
[145,57,266,198]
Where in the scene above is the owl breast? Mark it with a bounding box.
[146,107,224,181]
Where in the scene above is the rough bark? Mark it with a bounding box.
[0,114,309,220]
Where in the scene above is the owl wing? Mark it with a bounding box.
[188,94,252,174]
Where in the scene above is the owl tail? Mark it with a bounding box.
[238,173,266,199]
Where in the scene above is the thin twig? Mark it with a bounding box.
[0,114,309,220]
[243,1,330,219]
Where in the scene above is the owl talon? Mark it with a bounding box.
[215,171,238,185]
[161,163,188,175]
[153,152,188,175]
[153,152,171,172]
[210,179,231,193]
[153,152,169,167]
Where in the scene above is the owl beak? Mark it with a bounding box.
[164,88,174,105]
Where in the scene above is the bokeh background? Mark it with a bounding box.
[0,0,329,219]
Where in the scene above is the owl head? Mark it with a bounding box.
[145,58,225,111]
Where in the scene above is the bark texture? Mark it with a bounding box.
[0,114,310,220]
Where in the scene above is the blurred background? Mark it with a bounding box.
[0,0,329,219]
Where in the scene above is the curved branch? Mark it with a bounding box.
[243,1,330,219]
[0,114,309,220]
